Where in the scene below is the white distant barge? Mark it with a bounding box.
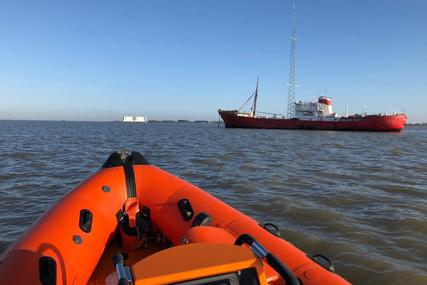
[122,116,148,123]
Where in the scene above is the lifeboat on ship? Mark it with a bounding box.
[0,151,351,285]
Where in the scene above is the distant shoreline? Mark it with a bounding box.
[406,123,427,127]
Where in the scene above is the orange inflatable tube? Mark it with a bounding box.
[0,151,351,285]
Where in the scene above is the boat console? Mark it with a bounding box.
[112,243,267,285]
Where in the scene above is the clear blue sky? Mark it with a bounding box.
[0,0,426,122]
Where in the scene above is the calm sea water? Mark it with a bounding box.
[0,120,426,284]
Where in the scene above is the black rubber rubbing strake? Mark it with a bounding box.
[39,256,56,285]
[129,151,150,165]
[102,150,150,168]
[102,151,149,199]
[124,163,136,198]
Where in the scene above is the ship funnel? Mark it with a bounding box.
[318,97,332,106]
[318,97,333,115]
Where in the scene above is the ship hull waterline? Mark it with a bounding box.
[219,111,407,132]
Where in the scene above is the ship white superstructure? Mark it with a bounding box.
[295,96,336,119]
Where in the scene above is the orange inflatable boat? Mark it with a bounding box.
[0,151,351,285]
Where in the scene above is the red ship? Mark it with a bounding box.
[218,107,407,132]
[218,80,407,132]
[218,1,406,132]
[218,84,407,132]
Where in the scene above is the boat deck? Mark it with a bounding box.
[88,238,167,285]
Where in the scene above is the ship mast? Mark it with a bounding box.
[252,77,259,117]
[238,78,260,116]
[287,0,297,118]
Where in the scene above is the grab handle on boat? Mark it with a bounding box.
[265,253,299,285]
[235,234,299,285]
[113,253,133,285]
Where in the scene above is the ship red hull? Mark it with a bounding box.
[219,111,407,132]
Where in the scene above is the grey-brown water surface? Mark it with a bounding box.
[0,120,426,284]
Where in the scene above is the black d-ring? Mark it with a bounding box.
[262,223,281,237]
[309,254,335,272]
